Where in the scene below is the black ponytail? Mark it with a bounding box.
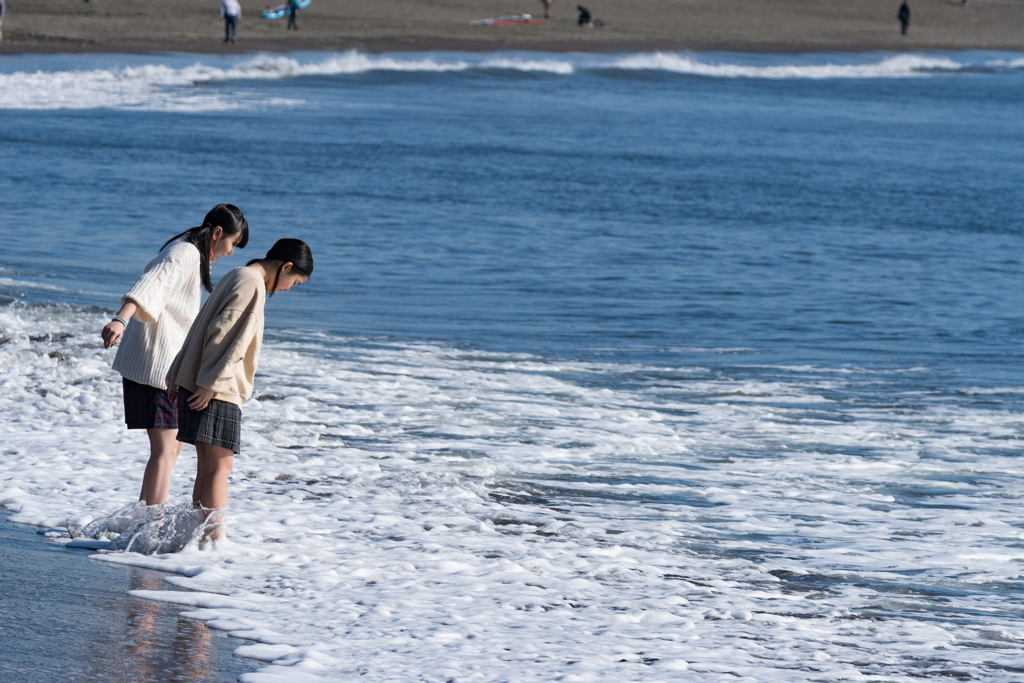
[163,204,249,293]
[247,238,313,297]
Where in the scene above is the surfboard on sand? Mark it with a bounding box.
[261,0,310,20]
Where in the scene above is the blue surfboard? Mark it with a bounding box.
[261,0,310,20]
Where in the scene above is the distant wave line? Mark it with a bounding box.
[0,51,1020,111]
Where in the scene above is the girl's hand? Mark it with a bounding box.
[103,301,137,348]
[101,320,125,348]
[188,387,216,412]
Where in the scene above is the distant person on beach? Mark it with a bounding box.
[577,4,591,26]
[287,0,299,30]
[540,0,554,19]
[221,0,242,42]
[166,239,313,541]
[101,205,249,510]
[0,0,6,44]
[898,0,910,35]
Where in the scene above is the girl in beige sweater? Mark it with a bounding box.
[101,205,249,508]
[167,238,313,540]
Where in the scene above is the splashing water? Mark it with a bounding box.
[107,502,208,554]
[68,499,210,554]
[73,499,149,539]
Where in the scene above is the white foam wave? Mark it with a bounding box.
[251,51,471,75]
[479,57,574,74]
[0,277,68,292]
[0,63,302,111]
[605,52,966,79]
[0,52,475,111]
[983,57,1024,69]
[2,50,1008,111]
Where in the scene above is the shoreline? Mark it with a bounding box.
[4,37,1023,57]
[8,36,1024,57]
[3,0,1024,56]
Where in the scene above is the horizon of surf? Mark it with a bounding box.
[0,49,1022,111]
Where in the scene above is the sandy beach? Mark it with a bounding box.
[1,0,1023,54]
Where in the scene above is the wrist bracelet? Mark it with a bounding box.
[112,316,129,327]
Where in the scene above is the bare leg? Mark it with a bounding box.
[193,441,207,505]
[195,441,233,507]
[194,441,234,541]
[138,428,184,505]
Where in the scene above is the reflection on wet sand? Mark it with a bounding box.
[112,568,215,682]
[0,520,255,683]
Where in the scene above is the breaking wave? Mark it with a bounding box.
[605,52,967,78]
[1,50,1022,111]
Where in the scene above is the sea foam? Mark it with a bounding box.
[2,304,1024,681]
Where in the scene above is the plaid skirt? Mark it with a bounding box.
[176,388,242,454]
[123,378,178,430]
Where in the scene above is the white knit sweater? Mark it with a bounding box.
[112,238,202,390]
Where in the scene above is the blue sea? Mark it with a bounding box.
[2,50,1024,681]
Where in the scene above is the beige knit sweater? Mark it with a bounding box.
[112,238,201,390]
[166,266,265,406]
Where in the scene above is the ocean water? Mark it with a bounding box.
[1,50,1024,681]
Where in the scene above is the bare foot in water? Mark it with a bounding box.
[199,506,227,546]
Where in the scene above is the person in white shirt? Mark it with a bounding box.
[101,204,249,508]
[221,0,242,42]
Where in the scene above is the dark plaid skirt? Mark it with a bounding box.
[123,378,178,430]
[176,388,242,454]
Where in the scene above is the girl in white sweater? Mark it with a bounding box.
[101,204,249,507]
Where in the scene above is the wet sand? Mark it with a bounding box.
[1,0,1023,54]
[0,519,258,683]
